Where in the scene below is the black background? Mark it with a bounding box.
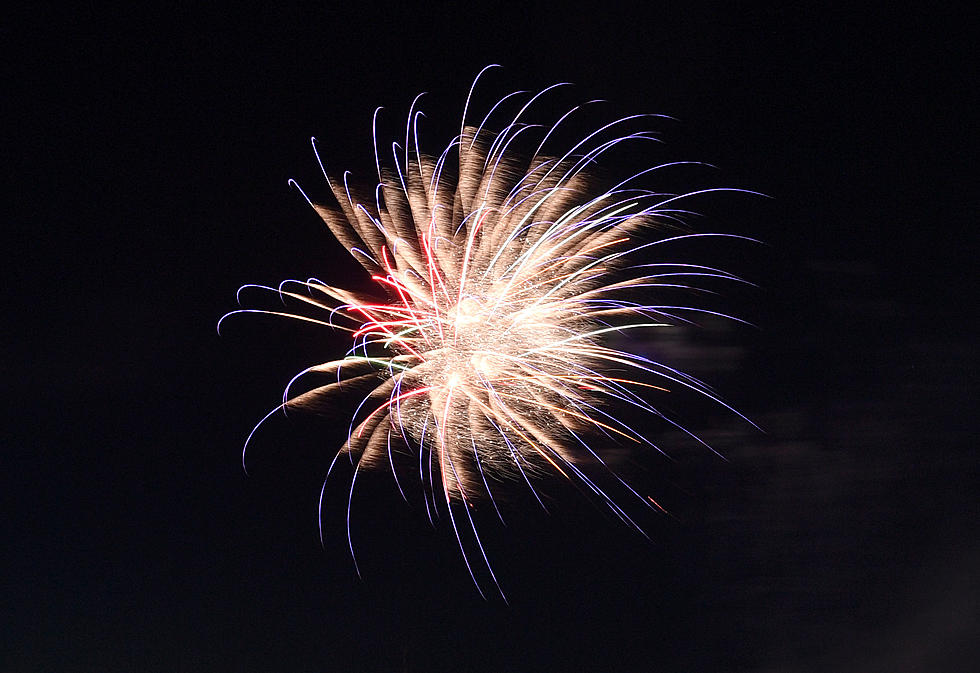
[5,4,975,672]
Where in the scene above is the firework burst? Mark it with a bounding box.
[220,66,758,598]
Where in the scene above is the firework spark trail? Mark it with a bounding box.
[219,66,759,598]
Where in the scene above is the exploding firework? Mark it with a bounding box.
[220,66,757,598]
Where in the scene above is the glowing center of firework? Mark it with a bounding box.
[439,294,506,381]
[470,352,496,376]
[449,296,484,329]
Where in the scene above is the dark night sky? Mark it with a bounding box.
[5,4,975,672]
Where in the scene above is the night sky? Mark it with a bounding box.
[6,5,975,672]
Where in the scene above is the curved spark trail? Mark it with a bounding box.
[220,66,759,598]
